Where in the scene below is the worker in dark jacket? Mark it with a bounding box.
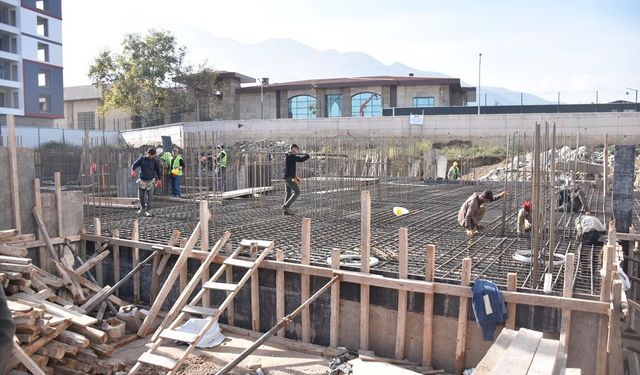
[0,286,15,373]
[281,143,310,215]
[131,147,162,217]
[458,190,507,237]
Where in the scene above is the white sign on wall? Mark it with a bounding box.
[409,115,424,125]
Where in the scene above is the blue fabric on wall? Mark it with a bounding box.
[471,279,508,341]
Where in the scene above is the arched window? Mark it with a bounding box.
[351,92,382,117]
[288,95,317,119]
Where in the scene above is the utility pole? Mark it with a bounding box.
[478,53,482,115]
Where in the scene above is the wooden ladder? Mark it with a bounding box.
[128,240,274,375]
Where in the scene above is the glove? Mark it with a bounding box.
[156,179,163,189]
[130,170,137,178]
[294,176,301,184]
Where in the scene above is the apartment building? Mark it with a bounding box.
[0,0,63,126]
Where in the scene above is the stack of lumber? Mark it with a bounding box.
[0,230,126,375]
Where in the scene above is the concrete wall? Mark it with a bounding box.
[396,84,448,107]
[0,147,35,233]
[119,111,640,148]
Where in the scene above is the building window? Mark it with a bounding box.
[39,94,51,112]
[288,95,316,119]
[37,43,49,62]
[36,0,48,11]
[37,17,48,37]
[412,97,435,107]
[351,92,382,117]
[78,111,96,130]
[325,94,343,117]
[12,91,18,108]
[38,70,49,87]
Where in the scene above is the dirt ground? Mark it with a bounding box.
[115,331,330,375]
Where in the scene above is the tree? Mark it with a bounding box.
[89,29,187,127]
[174,66,222,121]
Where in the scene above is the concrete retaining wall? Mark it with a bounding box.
[120,112,640,148]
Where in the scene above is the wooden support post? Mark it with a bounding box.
[94,218,103,286]
[151,230,179,303]
[112,229,120,297]
[7,115,21,233]
[132,219,140,304]
[395,228,409,360]
[54,172,63,237]
[422,244,435,367]
[506,272,517,330]
[226,243,235,327]
[596,245,614,375]
[360,190,371,350]
[275,249,285,337]
[200,200,210,308]
[34,178,49,272]
[608,280,624,375]
[180,238,188,292]
[454,258,472,375]
[301,218,311,343]
[250,241,260,332]
[330,248,341,347]
[559,253,575,353]
[80,228,86,260]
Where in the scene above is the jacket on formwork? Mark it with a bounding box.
[131,156,161,181]
[171,155,185,176]
[471,279,508,341]
[217,150,228,168]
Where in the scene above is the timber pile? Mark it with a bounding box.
[0,230,125,374]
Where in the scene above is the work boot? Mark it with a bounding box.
[283,208,294,216]
[144,211,153,217]
[136,208,144,215]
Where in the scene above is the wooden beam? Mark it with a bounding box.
[422,244,435,367]
[12,340,46,375]
[200,201,210,308]
[112,229,120,297]
[137,222,201,337]
[454,258,471,375]
[360,190,371,350]
[250,241,260,332]
[559,253,575,353]
[225,243,235,327]
[275,249,285,337]
[394,228,408,360]
[7,115,21,233]
[330,248,341,347]
[596,245,614,375]
[54,172,63,237]
[301,218,311,343]
[151,230,179,303]
[505,273,517,330]
[73,249,110,276]
[58,262,129,307]
[131,219,139,304]
[608,281,624,375]
[93,218,102,286]
[33,178,49,273]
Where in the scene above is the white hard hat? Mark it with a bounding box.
[156,147,163,155]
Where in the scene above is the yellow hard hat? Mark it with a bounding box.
[171,168,180,175]
[393,207,409,217]
[453,161,458,167]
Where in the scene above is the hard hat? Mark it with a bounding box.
[483,190,494,200]
[156,148,163,155]
[393,207,409,217]
[453,161,458,167]
[523,199,531,212]
[172,168,180,175]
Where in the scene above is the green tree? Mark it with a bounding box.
[88,29,187,128]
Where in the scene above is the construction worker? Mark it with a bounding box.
[517,199,532,236]
[160,148,173,195]
[282,143,310,215]
[575,212,606,245]
[216,145,228,192]
[169,148,185,198]
[448,161,461,180]
[557,182,586,212]
[131,147,162,217]
[458,189,507,237]
[0,285,16,373]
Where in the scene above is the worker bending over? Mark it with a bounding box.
[517,199,532,236]
[458,190,507,237]
[575,212,606,245]
[281,143,310,215]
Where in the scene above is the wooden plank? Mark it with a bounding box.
[491,328,543,375]
[473,328,518,375]
[155,229,181,276]
[200,200,210,308]
[250,241,260,332]
[301,218,311,342]
[54,172,63,237]
[224,258,254,268]
[58,262,129,307]
[330,248,341,347]
[138,352,177,370]
[182,305,218,316]
[422,244,436,367]
[203,281,237,291]
[7,115,21,233]
[395,228,409,360]
[94,218,102,286]
[80,285,110,312]
[112,229,120,297]
[506,273,517,330]
[238,239,274,248]
[10,293,97,326]
[527,338,559,375]
[33,178,49,273]
[132,219,140,304]
[596,245,614,375]
[559,253,575,353]
[226,243,236,326]
[12,341,46,375]
[73,249,110,275]
[454,258,471,375]
[608,281,624,375]
[360,190,371,350]
[159,329,197,344]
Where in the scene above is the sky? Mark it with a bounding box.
[62,0,640,102]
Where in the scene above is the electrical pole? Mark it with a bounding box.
[478,53,482,115]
